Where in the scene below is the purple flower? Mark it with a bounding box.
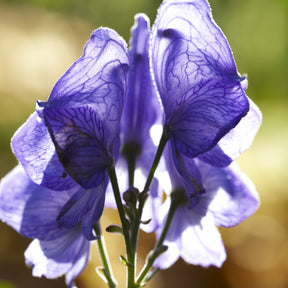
[0,0,262,284]
[150,63,261,268]
[148,0,262,200]
[0,165,90,287]
[10,28,129,239]
[147,0,262,264]
[170,98,262,198]
[199,98,262,167]
[122,14,162,231]
[151,0,250,161]
[153,144,259,269]
[121,13,160,149]
[12,28,129,191]
[105,14,162,232]
[121,13,161,174]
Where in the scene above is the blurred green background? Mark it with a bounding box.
[0,0,287,287]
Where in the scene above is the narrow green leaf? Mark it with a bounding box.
[145,268,160,283]
[96,267,109,283]
[154,245,168,257]
[106,224,123,234]
[120,255,134,267]
[120,255,128,266]
[139,268,160,287]
[141,218,152,225]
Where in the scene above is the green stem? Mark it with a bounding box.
[94,222,117,288]
[108,166,136,288]
[136,193,179,286]
[143,126,170,193]
[128,157,136,187]
[130,127,170,259]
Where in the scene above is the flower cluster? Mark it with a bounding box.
[0,0,261,287]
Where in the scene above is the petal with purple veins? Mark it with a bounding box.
[40,28,129,138]
[11,112,77,191]
[0,165,78,241]
[152,0,249,158]
[199,98,262,167]
[44,105,112,189]
[195,160,260,227]
[122,14,160,145]
[57,177,108,240]
[25,231,89,287]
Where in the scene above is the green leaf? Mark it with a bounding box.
[140,268,160,287]
[96,267,109,283]
[106,224,123,235]
[145,268,159,282]
[141,218,152,225]
[120,255,134,267]
[154,245,168,257]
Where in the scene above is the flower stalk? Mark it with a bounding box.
[136,190,181,286]
[94,221,117,288]
[130,127,170,266]
[108,166,136,288]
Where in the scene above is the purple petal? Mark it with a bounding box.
[199,98,263,166]
[178,213,226,268]
[0,165,78,240]
[57,178,108,240]
[12,28,129,192]
[164,142,205,197]
[43,105,112,189]
[153,241,179,269]
[121,14,160,145]
[40,28,129,138]
[25,231,89,287]
[152,0,249,158]
[195,160,260,227]
[11,112,77,191]
[138,136,159,175]
[154,197,226,269]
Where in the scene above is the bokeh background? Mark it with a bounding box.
[0,0,287,287]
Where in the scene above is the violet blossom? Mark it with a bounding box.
[147,0,262,269]
[105,14,162,233]
[0,165,90,287]
[10,28,129,240]
[0,0,262,285]
[151,0,250,165]
[153,143,260,269]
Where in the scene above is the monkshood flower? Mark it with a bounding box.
[121,14,160,152]
[120,14,161,184]
[105,14,162,233]
[0,0,262,286]
[169,99,262,198]
[10,28,129,239]
[153,143,260,269]
[149,95,261,268]
[151,0,251,169]
[0,165,90,287]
